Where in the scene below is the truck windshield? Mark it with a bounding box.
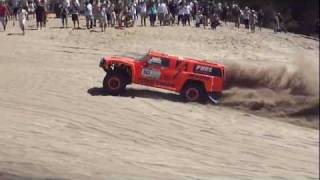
[138,53,149,61]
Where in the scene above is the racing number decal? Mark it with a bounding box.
[142,68,161,79]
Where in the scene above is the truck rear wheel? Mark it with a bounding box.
[181,84,205,102]
[103,73,126,95]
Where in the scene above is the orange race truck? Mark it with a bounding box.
[99,50,225,103]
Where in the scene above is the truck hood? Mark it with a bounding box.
[105,56,138,63]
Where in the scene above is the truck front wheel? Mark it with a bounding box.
[103,73,126,95]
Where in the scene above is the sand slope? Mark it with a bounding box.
[0,16,319,180]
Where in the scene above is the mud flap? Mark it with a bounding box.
[208,93,221,104]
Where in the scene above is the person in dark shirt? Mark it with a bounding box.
[221,3,228,25]
[60,5,68,28]
[257,9,264,31]
[232,4,240,28]
[202,3,209,28]
[35,3,45,29]
[168,0,176,24]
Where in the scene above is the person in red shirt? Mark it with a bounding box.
[0,1,9,31]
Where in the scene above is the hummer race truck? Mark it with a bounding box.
[99,50,225,103]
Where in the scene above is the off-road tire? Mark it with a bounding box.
[181,83,206,102]
[103,72,127,95]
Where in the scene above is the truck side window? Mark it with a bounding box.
[160,58,170,67]
[148,57,162,65]
[148,57,170,67]
[176,60,188,71]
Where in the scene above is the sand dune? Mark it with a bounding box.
[0,16,319,180]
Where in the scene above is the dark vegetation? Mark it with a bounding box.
[201,0,319,36]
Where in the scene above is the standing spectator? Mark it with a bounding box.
[257,9,264,31]
[177,1,183,25]
[92,1,100,27]
[139,0,147,26]
[42,1,47,27]
[27,0,35,20]
[202,3,209,28]
[107,2,115,27]
[70,0,80,29]
[130,2,136,21]
[191,1,197,20]
[168,0,176,24]
[60,5,68,28]
[11,0,19,20]
[195,10,202,27]
[0,1,8,31]
[232,4,240,28]
[221,2,228,25]
[35,2,45,29]
[100,3,107,31]
[114,1,122,27]
[183,2,191,26]
[157,0,167,26]
[53,0,61,18]
[85,1,93,29]
[135,0,140,19]
[148,0,157,27]
[189,0,194,20]
[276,12,287,33]
[129,2,136,24]
[18,7,28,35]
[216,2,222,19]
[243,6,250,29]
[249,9,257,32]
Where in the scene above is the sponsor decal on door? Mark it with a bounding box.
[142,68,161,79]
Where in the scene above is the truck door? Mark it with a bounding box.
[156,57,176,89]
[139,56,176,89]
[138,56,163,87]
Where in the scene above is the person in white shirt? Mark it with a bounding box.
[100,4,107,32]
[189,1,194,20]
[157,1,167,26]
[183,2,191,26]
[243,6,250,29]
[27,0,35,20]
[249,10,257,32]
[130,3,136,22]
[177,3,184,25]
[85,1,93,29]
[18,7,28,35]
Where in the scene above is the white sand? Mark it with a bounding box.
[0,16,318,180]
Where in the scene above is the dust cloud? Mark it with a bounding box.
[222,56,319,128]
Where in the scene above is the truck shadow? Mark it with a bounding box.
[87,87,184,103]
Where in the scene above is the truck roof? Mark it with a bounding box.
[149,51,224,68]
